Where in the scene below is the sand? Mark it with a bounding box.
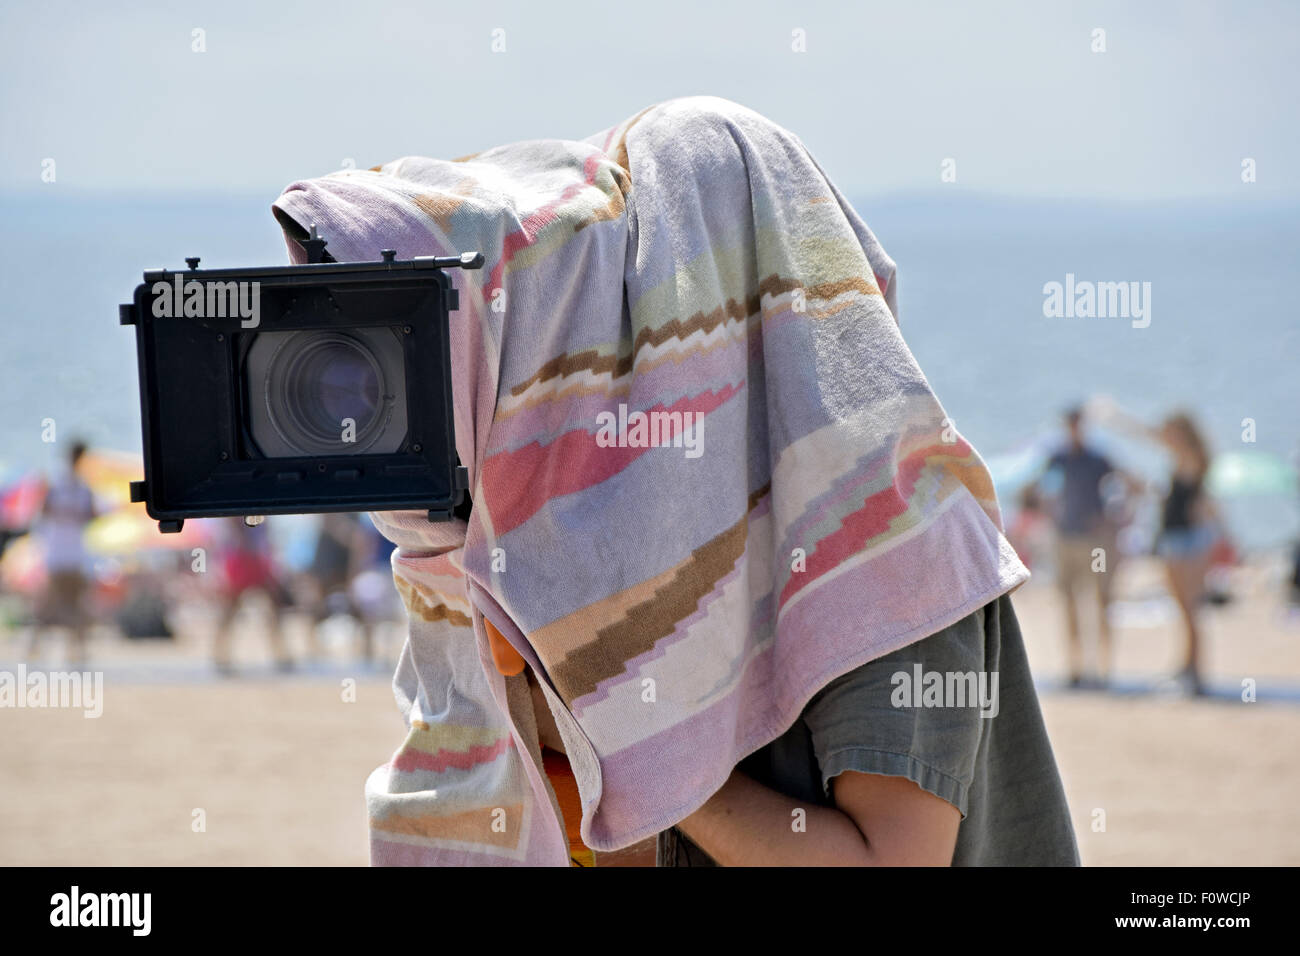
[2,555,1297,866]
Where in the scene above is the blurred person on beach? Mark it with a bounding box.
[26,440,98,667]
[304,512,381,663]
[1290,443,1300,610]
[1097,401,1223,695]
[1147,413,1221,695]
[211,516,293,676]
[1291,540,1300,609]
[1035,407,1127,688]
[1007,485,1053,570]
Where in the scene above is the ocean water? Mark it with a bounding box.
[1,190,1296,549]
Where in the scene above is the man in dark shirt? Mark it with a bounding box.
[657,593,1080,866]
[1042,407,1118,688]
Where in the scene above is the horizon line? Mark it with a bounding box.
[3,185,1299,209]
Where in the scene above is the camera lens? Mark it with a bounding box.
[280,336,382,442]
[244,325,409,459]
[248,329,405,460]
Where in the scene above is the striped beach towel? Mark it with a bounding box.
[271,96,1029,866]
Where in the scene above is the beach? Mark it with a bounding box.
[2,555,1297,866]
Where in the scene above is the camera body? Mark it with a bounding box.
[119,234,482,532]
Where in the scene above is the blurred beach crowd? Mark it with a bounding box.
[0,439,401,674]
[1,394,1298,691]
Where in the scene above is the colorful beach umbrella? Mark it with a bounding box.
[78,448,146,509]
[0,472,45,528]
[1207,450,1298,498]
[84,505,210,556]
[0,533,43,594]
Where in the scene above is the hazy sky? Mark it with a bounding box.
[2,0,1297,200]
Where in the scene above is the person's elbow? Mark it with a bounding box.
[831,770,961,866]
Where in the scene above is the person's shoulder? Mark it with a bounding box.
[810,607,989,705]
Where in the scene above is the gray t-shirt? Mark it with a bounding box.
[656,593,1080,866]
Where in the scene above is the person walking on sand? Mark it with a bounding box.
[305,512,380,664]
[1035,407,1125,688]
[1148,413,1220,695]
[28,440,98,667]
[211,516,293,676]
[1094,401,1221,696]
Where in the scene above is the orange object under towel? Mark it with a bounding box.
[484,617,526,677]
[542,745,594,867]
[485,616,591,864]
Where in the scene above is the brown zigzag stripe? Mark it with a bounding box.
[495,317,761,420]
[394,577,473,627]
[508,348,631,399]
[806,276,880,299]
[628,273,802,357]
[630,274,879,356]
[505,274,878,399]
[548,483,771,703]
[508,275,783,397]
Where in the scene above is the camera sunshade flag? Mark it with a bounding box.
[273,96,1026,866]
[120,243,478,528]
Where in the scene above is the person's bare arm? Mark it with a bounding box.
[675,767,960,866]
[1087,396,1166,447]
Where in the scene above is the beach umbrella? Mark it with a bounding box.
[74,449,214,555]
[0,533,43,594]
[0,472,45,528]
[84,504,210,556]
[1206,450,1298,498]
[78,448,145,509]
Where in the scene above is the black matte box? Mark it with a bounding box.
[121,257,466,530]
